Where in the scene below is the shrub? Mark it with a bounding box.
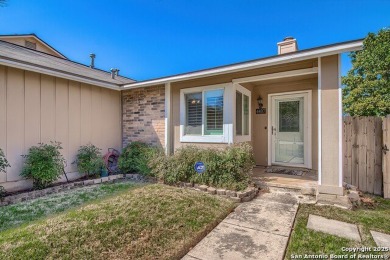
[75,144,104,177]
[21,142,65,189]
[0,148,10,174]
[118,142,161,176]
[0,186,6,199]
[149,143,255,191]
[0,148,10,199]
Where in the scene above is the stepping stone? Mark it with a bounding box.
[370,230,390,247]
[307,215,361,242]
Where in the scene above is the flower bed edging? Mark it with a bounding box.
[176,182,260,203]
[0,173,153,207]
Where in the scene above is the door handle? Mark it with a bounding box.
[272,126,276,135]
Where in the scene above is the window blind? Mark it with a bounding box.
[185,92,202,135]
[205,89,223,135]
[236,92,243,135]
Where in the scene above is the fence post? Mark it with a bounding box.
[383,116,390,198]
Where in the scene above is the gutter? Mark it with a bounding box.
[123,39,363,89]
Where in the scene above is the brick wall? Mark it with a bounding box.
[122,86,165,148]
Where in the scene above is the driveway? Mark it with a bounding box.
[183,187,313,260]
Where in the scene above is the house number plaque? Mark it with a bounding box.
[256,108,266,114]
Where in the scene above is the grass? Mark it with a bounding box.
[0,184,235,259]
[0,181,139,232]
[286,195,390,259]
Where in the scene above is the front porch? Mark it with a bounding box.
[252,166,317,193]
[165,55,344,197]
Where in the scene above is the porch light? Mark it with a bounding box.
[257,96,263,108]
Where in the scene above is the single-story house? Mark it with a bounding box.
[0,34,363,197]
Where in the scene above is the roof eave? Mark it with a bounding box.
[0,57,123,91]
[0,34,68,59]
[123,39,363,89]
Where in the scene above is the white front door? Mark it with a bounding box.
[270,91,311,168]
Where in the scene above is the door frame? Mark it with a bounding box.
[267,90,312,169]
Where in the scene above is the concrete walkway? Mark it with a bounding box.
[183,187,312,260]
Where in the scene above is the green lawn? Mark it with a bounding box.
[286,195,390,259]
[0,184,235,259]
[0,181,139,232]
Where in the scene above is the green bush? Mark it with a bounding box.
[149,143,255,191]
[21,142,65,189]
[75,144,104,177]
[118,142,161,176]
[0,148,10,174]
[0,148,10,199]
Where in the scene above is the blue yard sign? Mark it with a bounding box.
[194,161,206,174]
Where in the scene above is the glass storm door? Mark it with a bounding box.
[271,92,310,168]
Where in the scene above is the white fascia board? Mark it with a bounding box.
[232,67,318,84]
[123,40,362,89]
[0,58,122,91]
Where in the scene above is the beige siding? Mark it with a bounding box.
[318,55,343,194]
[7,68,24,181]
[68,81,81,173]
[0,66,6,183]
[0,65,121,191]
[81,84,92,144]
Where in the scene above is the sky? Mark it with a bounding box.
[0,0,389,81]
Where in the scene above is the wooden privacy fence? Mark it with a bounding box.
[383,116,390,198]
[343,116,383,195]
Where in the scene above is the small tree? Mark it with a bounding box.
[75,144,104,178]
[342,28,390,117]
[21,142,65,189]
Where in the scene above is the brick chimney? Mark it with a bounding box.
[277,37,298,55]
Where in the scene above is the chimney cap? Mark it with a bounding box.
[283,36,295,41]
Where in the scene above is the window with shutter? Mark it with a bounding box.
[185,92,202,135]
[236,90,250,136]
[205,89,224,135]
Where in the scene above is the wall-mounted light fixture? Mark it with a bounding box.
[257,96,263,108]
[256,95,266,114]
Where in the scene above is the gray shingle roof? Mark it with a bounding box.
[0,40,135,86]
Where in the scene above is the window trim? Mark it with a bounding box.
[234,84,252,143]
[180,83,231,143]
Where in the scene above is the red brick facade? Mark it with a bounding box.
[122,86,165,148]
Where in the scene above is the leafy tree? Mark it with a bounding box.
[342,28,390,117]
